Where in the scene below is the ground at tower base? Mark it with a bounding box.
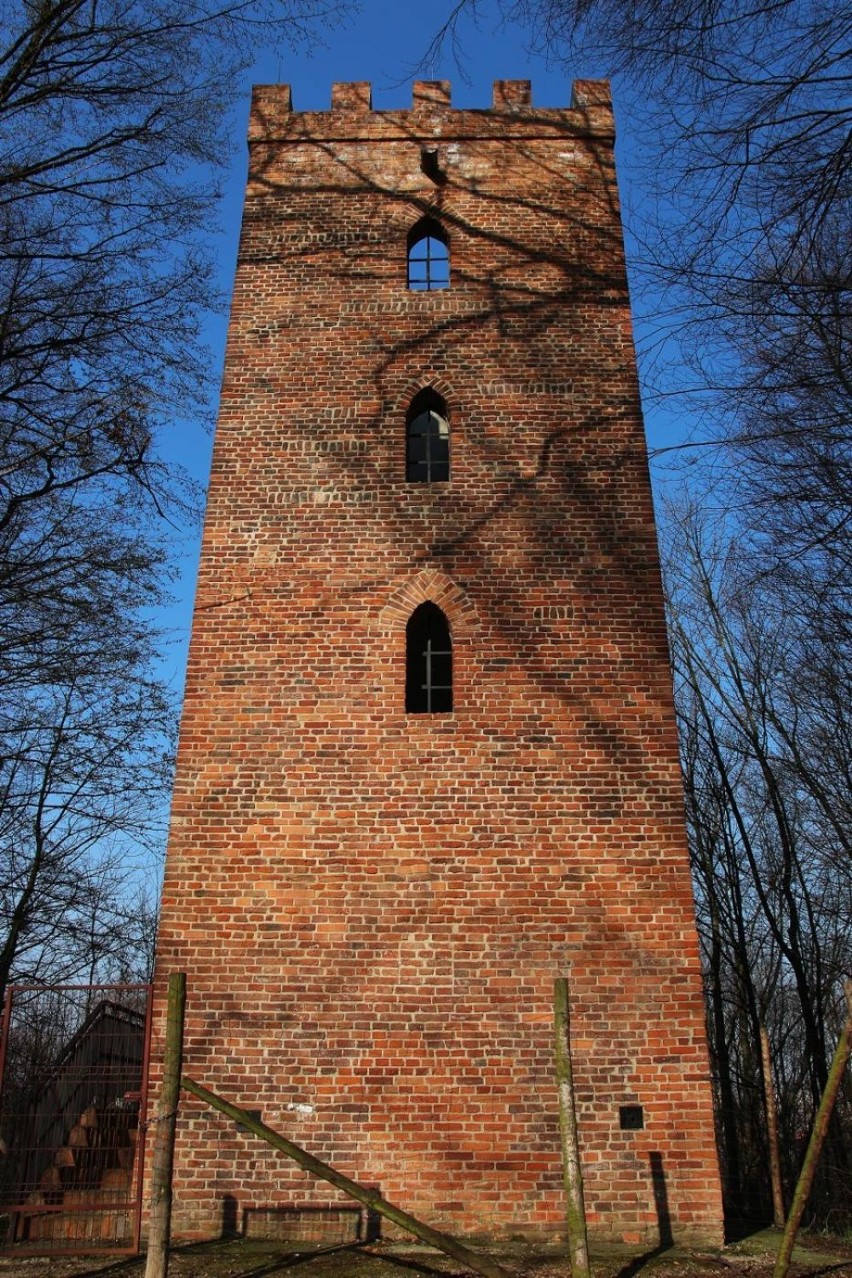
[4,1230,851,1278]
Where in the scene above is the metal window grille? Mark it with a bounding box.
[406,604,452,713]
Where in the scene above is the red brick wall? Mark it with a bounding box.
[152,79,724,1247]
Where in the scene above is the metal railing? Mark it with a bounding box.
[0,982,152,1256]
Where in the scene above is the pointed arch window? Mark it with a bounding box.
[407,218,449,291]
[406,602,452,714]
[407,389,449,483]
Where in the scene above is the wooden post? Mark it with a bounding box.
[553,977,590,1278]
[145,972,186,1278]
[773,979,852,1278]
[181,1076,511,1278]
[759,1024,785,1228]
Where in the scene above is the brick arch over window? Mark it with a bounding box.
[392,376,456,415]
[377,570,477,639]
[386,197,461,257]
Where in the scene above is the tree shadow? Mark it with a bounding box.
[161,75,718,1248]
[66,1238,470,1278]
[197,1240,368,1275]
[58,1258,144,1278]
[360,1246,468,1275]
[616,1152,674,1278]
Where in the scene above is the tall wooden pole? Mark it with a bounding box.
[553,977,590,1278]
[145,973,186,1278]
[773,979,852,1278]
[759,1024,785,1228]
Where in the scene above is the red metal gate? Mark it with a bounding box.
[0,983,152,1256]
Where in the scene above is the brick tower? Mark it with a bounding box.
[153,79,724,1247]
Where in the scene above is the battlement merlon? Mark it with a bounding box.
[247,79,615,144]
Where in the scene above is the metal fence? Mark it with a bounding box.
[0,983,152,1256]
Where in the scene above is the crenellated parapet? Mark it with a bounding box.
[248,79,614,144]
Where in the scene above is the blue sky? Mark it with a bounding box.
[159,3,665,685]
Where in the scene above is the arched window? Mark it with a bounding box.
[406,389,449,483]
[406,602,452,714]
[407,218,449,291]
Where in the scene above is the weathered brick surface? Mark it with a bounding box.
[152,80,724,1247]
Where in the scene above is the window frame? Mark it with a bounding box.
[405,602,453,714]
[406,389,450,484]
[407,217,450,292]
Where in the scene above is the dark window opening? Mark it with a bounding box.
[619,1105,645,1131]
[408,218,449,291]
[406,602,452,714]
[406,389,449,483]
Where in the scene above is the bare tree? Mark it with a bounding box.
[0,0,345,994]
[0,0,343,556]
[431,0,852,1228]
[432,1,851,571]
[0,665,172,1003]
[663,501,852,1228]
